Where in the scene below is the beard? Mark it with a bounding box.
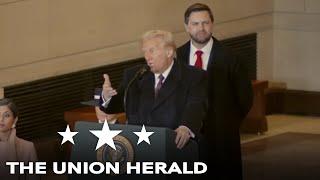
[190,31,212,44]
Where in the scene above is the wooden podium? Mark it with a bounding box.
[241,80,268,134]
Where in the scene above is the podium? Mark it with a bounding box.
[69,121,199,179]
[241,80,268,133]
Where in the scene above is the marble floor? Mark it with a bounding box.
[241,114,320,143]
[241,114,320,180]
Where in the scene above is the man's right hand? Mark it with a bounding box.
[102,74,117,99]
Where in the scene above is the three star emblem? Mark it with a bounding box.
[58,121,154,150]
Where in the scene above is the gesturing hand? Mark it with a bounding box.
[102,74,117,99]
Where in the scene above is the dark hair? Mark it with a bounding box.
[184,3,214,24]
[0,98,19,118]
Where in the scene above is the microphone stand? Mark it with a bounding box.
[123,66,148,113]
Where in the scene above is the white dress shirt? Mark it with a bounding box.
[153,60,173,87]
[189,37,214,70]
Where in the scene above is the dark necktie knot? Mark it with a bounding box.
[155,74,164,98]
[158,74,164,82]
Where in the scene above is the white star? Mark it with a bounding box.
[90,120,122,150]
[58,125,78,145]
[134,125,154,145]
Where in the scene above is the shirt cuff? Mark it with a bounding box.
[98,119,117,124]
[101,92,111,108]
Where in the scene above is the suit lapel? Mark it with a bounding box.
[180,42,191,65]
[152,61,180,110]
[207,37,224,71]
[139,71,155,112]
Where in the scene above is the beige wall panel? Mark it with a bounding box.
[273,30,320,91]
[213,13,273,39]
[213,0,273,23]
[274,12,320,31]
[306,0,320,13]
[48,0,212,57]
[257,30,274,81]
[272,1,320,90]
[0,0,21,5]
[0,0,49,69]
[0,87,3,98]
[274,0,305,12]
[0,40,141,87]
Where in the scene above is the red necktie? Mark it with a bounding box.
[195,50,203,69]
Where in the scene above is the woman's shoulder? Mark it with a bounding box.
[16,137,35,148]
[16,137,38,161]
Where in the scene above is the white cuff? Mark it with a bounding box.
[98,119,117,124]
[101,92,111,108]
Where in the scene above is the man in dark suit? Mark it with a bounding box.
[100,30,208,149]
[176,3,253,179]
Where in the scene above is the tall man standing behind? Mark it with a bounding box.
[177,3,253,180]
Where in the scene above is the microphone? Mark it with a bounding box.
[123,65,149,113]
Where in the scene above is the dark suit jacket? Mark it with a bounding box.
[177,37,253,179]
[100,60,207,135]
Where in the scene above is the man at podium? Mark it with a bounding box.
[100,30,208,149]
